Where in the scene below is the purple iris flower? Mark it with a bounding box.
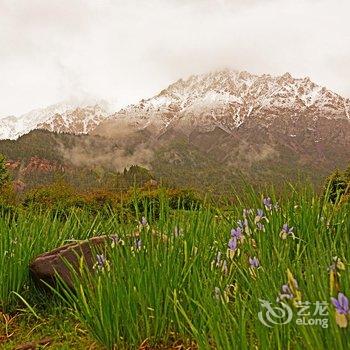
[257,209,265,218]
[141,217,148,226]
[228,237,237,251]
[96,254,107,269]
[135,238,142,250]
[249,257,260,268]
[263,197,273,210]
[238,219,248,229]
[331,293,350,315]
[255,209,265,222]
[237,220,244,229]
[254,209,266,230]
[231,227,243,239]
[280,224,294,239]
[110,235,121,246]
[278,284,294,300]
[282,224,293,234]
[110,235,119,243]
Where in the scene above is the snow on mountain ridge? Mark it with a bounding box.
[38,105,109,134]
[110,70,350,134]
[1,69,349,140]
[0,101,110,140]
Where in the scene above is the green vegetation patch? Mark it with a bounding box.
[0,187,350,349]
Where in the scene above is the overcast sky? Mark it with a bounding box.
[1,0,349,116]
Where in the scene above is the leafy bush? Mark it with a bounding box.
[23,181,84,208]
[0,154,9,188]
[324,167,350,203]
[19,181,204,220]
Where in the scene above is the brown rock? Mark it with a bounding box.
[13,180,26,192]
[23,156,65,174]
[29,235,118,289]
[5,160,21,170]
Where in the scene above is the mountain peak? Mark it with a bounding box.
[107,69,349,135]
[37,104,109,135]
[1,69,349,141]
[0,101,111,140]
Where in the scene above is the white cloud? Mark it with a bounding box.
[0,0,349,116]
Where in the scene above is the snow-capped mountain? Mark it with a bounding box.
[0,115,19,140]
[1,69,350,190]
[104,69,350,135]
[91,69,350,188]
[0,101,81,140]
[37,105,109,135]
[0,100,110,140]
[2,70,349,140]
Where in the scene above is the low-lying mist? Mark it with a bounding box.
[58,121,155,172]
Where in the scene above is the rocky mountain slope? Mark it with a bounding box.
[100,69,350,135]
[93,69,350,189]
[1,69,350,191]
[37,105,108,134]
[0,101,110,140]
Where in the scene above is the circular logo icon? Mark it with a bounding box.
[258,299,293,327]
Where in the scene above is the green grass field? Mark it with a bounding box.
[1,186,350,349]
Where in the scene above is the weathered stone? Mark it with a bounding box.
[29,235,117,289]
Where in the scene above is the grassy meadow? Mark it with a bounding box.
[0,185,350,349]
